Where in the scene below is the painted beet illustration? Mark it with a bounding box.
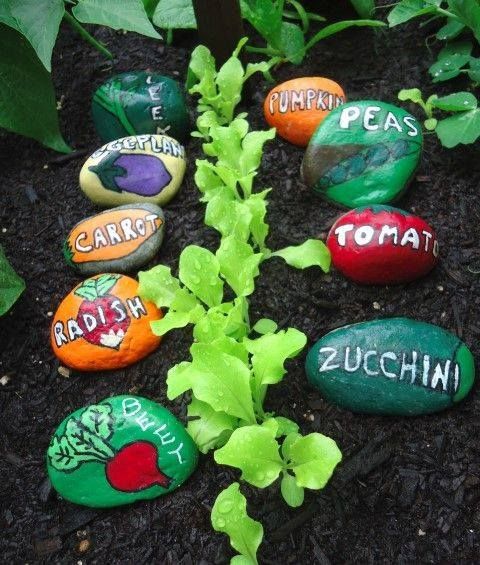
[89,150,172,196]
[48,404,172,493]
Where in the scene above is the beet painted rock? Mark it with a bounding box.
[92,72,190,143]
[264,77,345,146]
[327,205,439,285]
[305,318,475,416]
[80,134,186,208]
[302,101,423,208]
[47,395,198,507]
[64,204,165,275]
[51,274,161,371]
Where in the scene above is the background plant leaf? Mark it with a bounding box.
[0,244,25,316]
[153,0,196,29]
[271,239,331,271]
[435,108,480,147]
[187,397,237,453]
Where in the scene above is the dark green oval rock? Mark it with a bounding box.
[92,72,190,143]
[305,318,475,416]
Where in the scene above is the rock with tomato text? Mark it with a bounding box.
[263,77,346,146]
[305,318,475,416]
[302,101,423,208]
[327,205,438,284]
[51,274,162,371]
[64,203,165,275]
[47,395,198,507]
[80,134,186,207]
[92,72,190,143]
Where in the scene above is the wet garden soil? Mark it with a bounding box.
[1,3,480,563]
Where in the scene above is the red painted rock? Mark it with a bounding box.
[326,205,439,285]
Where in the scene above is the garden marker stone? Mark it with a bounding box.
[92,72,190,143]
[80,134,186,207]
[263,77,345,146]
[51,274,162,371]
[327,205,439,284]
[302,100,423,208]
[47,395,198,508]
[64,204,165,275]
[305,318,475,416]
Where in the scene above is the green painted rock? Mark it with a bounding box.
[301,101,423,208]
[92,72,190,143]
[305,318,474,416]
[47,395,198,507]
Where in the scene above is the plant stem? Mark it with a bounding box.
[436,7,460,21]
[245,45,282,56]
[63,12,114,60]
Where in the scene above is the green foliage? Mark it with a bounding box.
[349,0,375,18]
[153,0,196,29]
[0,244,25,316]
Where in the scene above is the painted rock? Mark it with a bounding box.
[47,395,198,507]
[92,72,190,143]
[327,205,439,285]
[80,134,186,207]
[306,318,475,416]
[64,204,165,275]
[302,100,423,208]
[51,274,161,371]
[264,77,345,146]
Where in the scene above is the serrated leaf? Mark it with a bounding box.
[238,128,276,176]
[0,244,25,316]
[153,0,196,29]
[281,473,304,507]
[431,91,478,111]
[205,194,252,241]
[138,265,182,308]
[216,236,263,297]
[193,299,248,343]
[436,108,480,147]
[48,435,84,472]
[179,245,223,307]
[272,239,331,271]
[79,404,114,440]
[187,397,237,453]
[244,191,270,248]
[150,310,191,335]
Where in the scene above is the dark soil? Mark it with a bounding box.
[2,3,480,563]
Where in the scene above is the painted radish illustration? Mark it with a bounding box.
[48,404,172,492]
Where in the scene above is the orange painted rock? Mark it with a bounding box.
[51,274,161,371]
[263,77,346,146]
[64,204,165,275]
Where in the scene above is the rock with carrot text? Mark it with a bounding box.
[51,274,162,371]
[64,204,165,275]
[305,318,475,416]
[327,205,439,284]
[80,134,186,208]
[302,101,423,208]
[264,77,345,146]
[47,395,198,507]
[92,72,190,143]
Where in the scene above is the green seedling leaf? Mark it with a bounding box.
[398,88,424,104]
[205,194,252,241]
[387,0,438,27]
[216,55,244,120]
[280,21,305,63]
[281,432,301,461]
[179,245,223,307]
[349,0,375,18]
[239,129,276,177]
[0,244,25,316]
[194,299,249,343]
[436,19,465,40]
[153,0,196,29]
[241,0,284,47]
[304,19,385,53]
[212,483,263,565]
[272,239,331,271]
[431,92,478,112]
[150,311,192,335]
[469,57,480,82]
[281,473,304,507]
[214,426,283,487]
[216,236,263,297]
[252,318,278,334]
[244,191,270,249]
[273,417,299,437]
[430,40,472,82]
[138,265,182,308]
[447,0,480,43]
[435,108,480,147]
[187,397,237,453]
[424,117,438,130]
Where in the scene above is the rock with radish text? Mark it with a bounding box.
[64,203,165,275]
[302,101,423,208]
[80,134,186,207]
[327,205,439,284]
[47,395,198,507]
[51,274,161,371]
[305,318,475,416]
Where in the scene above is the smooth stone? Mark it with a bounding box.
[80,134,186,207]
[327,205,439,284]
[305,318,475,416]
[51,274,162,371]
[302,100,423,208]
[264,77,345,146]
[92,72,190,143]
[64,203,165,275]
[47,395,198,508]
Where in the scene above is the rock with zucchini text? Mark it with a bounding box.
[92,72,190,143]
[302,101,423,208]
[80,134,186,207]
[305,318,475,416]
[51,274,161,371]
[47,395,198,507]
[264,77,345,146]
[64,204,165,275]
[327,205,439,284]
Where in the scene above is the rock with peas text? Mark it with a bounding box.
[263,77,345,146]
[51,274,162,371]
[305,318,475,416]
[327,205,439,284]
[302,100,423,208]
[63,204,165,275]
[92,72,190,143]
[80,134,186,207]
[47,395,198,507]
